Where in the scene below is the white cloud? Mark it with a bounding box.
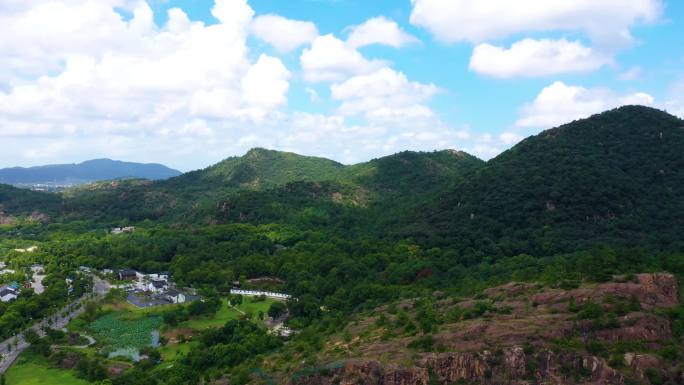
[251,14,318,52]
[0,0,290,127]
[499,132,524,145]
[166,8,193,34]
[409,0,662,47]
[330,67,438,122]
[516,81,655,128]
[0,0,298,169]
[346,16,418,49]
[618,66,643,81]
[470,38,611,78]
[241,54,292,119]
[300,34,385,82]
[211,0,254,26]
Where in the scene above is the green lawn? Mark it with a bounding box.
[181,298,276,330]
[5,355,89,385]
[159,341,196,361]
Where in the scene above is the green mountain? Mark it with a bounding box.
[192,149,485,228]
[46,148,483,224]
[408,105,684,256]
[163,148,344,193]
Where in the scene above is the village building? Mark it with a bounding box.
[13,246,38,253]
[117,269,138,280]
[30,264,45,274]
[148,279,168,293]
[148,272,170,281]
[165,289,186,304]
[0,284,18,302]
[111,226,136,234]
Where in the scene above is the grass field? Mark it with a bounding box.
[5,355,89,385]
[159,341,196,361]
[181,297,276,330]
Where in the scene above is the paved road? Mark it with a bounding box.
[0,276,109,374]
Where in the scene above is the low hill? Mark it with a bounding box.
[0,184,62,222]
[0,158,181,186]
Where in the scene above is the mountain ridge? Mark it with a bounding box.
[0,158,181,186]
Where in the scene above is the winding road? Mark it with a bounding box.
[0,275,109,374]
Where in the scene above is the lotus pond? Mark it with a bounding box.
[90,312,162,359]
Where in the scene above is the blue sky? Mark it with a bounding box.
[0,0,682,171]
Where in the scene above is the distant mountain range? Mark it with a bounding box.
[0,159,181,187]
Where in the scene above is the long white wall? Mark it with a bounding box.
[229,289,291,299]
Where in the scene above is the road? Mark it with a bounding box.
[0,275,109,374]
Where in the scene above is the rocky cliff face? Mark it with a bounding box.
[286,274,682,385]
[289,349,629,385]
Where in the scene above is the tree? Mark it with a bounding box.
[24,329,40,344]
[267,302,286,319]
[229,294,243,307]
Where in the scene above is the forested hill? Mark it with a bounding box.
[0,158,181,185]
[159,148,345,199]
[0,184,62,222]
[37,148,481,223]
[406,105,684,256]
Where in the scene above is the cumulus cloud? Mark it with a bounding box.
[470,38,611,78]
[409,0,662,47]
[346,16,418,49]
[251,14,319,52]
[499,132,525,146]
[411,0,662,78]
[300,34,385,82]
[0,0,293,166]
[516,81,655,128]
[330,67,438,123]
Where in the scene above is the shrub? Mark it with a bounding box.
[408,335,434,351]
[644,368,663,385]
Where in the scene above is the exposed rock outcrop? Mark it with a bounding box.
[289,349,627,385]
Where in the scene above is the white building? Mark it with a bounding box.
[13,246,38,253]
[31,264,45,274]
[148,272,170,281]
[229,289,291,299]
[165,290,186,304]
[111,226,136,234]
[148,279,168,293]
[0,285,18,302]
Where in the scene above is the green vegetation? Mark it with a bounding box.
[1,106,684,384]
[5,354,90,385]
[180,298,275,330]
[90,313,161,350]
